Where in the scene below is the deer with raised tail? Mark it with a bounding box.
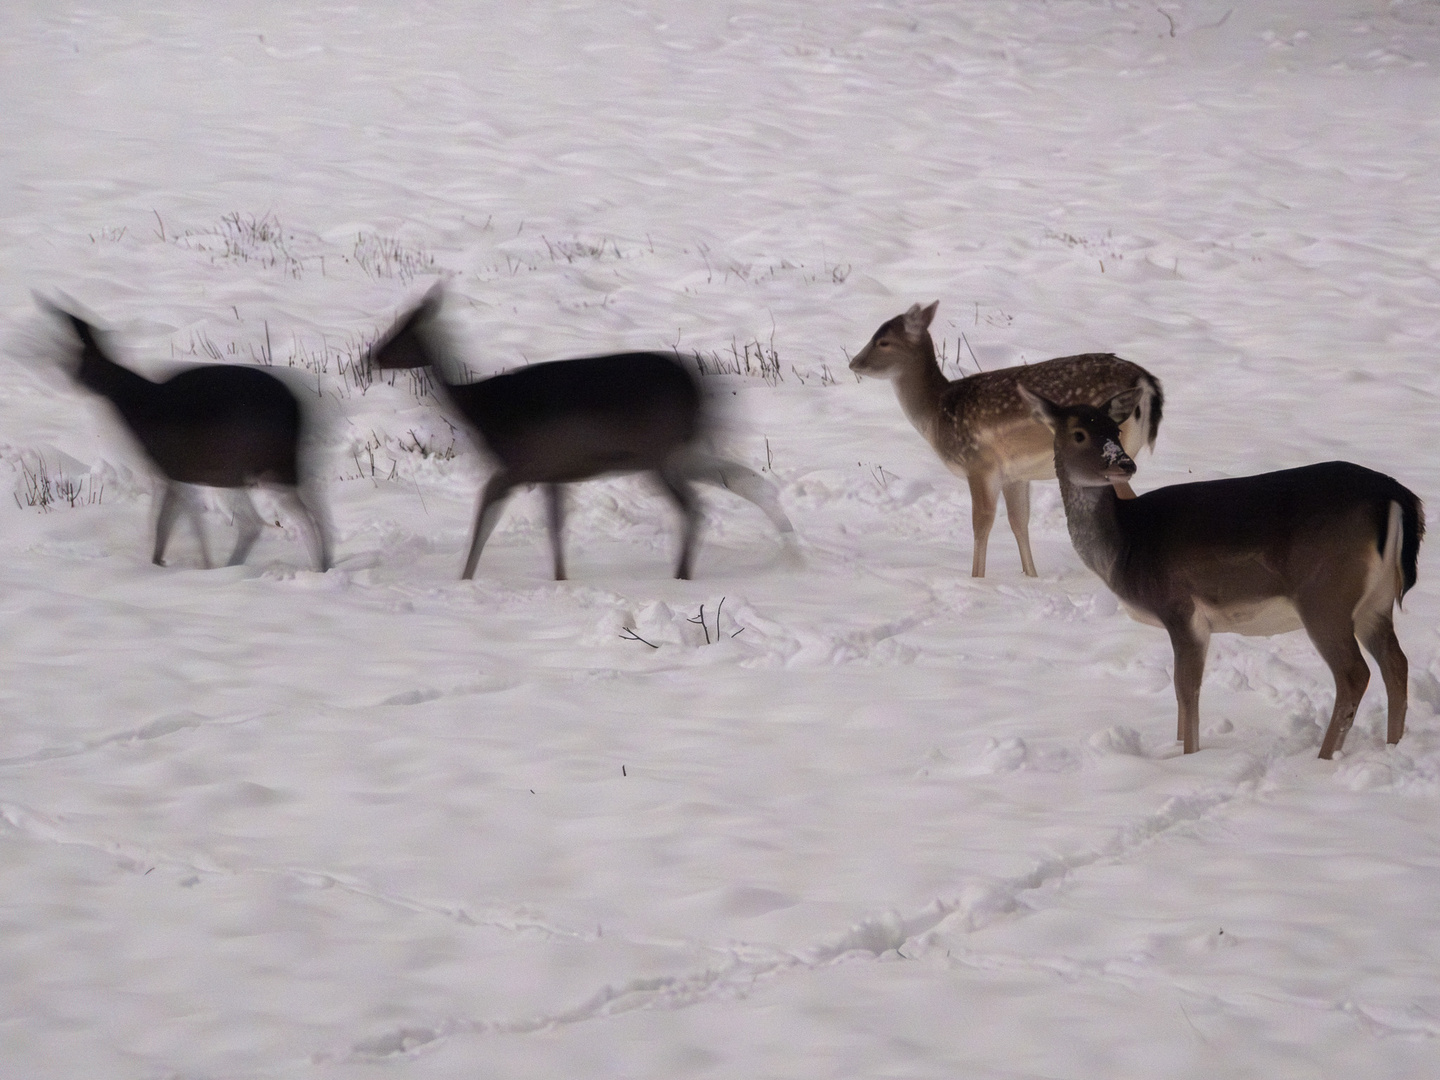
[1018,384,1424,758]
[849,301,1163,577]
[38,298,330,571]
[368,286,793,581]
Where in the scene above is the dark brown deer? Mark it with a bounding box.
[1019,384,1423,759]
[369,287,793,580]
[850,301,1163,577]
[40,298,329,571]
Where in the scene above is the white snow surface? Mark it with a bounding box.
[3,1,1440,1076]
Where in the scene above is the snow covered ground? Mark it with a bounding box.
[3,1,1440,1075]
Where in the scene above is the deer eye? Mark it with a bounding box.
[1072,430,1087,444]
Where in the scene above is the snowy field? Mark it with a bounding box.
[3,1,1440,1076]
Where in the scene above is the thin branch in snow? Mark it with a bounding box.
[619,628,659,649]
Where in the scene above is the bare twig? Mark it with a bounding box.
[961,332,981,370]
[688,604,711,645]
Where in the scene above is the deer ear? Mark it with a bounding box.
[371,290,442,370]
[417,282,445,319]
[901,301,938,341]
[395,283,443,332]
[1106,387,1144,424]
[32,291,62,321]
[1017,384,1062,432]
[34,291,95,341]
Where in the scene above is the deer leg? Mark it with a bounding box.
[275,486,330,572]
[967,472,999,578]
[1358,615,1408,745]
[657,468,700,580]
[1002,480,1037,578]
[227,490,265,567]
[299,485,332,572]
[1303,613,1371,760]
[154,483,211,568]
[1359,616,1408,745]
[152,483,183,566]
[462,472,515,580]
[1165,614,1210,753]
[183,487,213,569]
[544,483,567,581]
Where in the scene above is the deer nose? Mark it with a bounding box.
[1101,439,1136,479]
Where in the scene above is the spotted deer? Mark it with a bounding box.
[369,286,793,581]
[849,302,1163,577]
[40,298,330,571]
[1019,385,1423,758]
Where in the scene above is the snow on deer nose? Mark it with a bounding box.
[1101,438,1135,477]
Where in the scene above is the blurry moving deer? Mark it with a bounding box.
[1020,385,1423,759]
[39,298,329,571]
[369,286,793,580]
[850,302,1163,577]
